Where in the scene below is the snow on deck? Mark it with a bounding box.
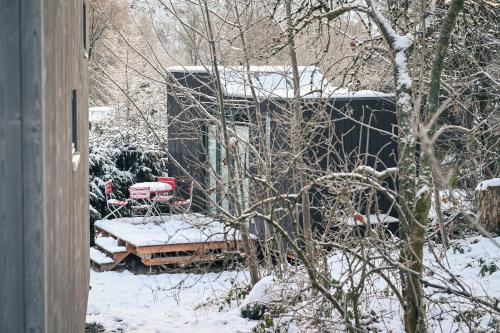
[95,214,251,247]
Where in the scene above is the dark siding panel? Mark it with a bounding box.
[167,73,215,211]
[1,1,89,332]
[166,71,398,223]
[43,0,89,332]
[20,0,45,331]
[0,1,24,332]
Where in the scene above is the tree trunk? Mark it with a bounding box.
[201,0,260,285]
[285,0,314,262]
[404,1,465,332]
[477,182,500,234]
[232,1,275,269]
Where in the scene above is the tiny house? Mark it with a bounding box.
[166,66,397,224]
[1,1,89,332]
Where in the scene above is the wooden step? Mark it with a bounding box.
[95,236,127,255]
[90,247,115,271]
[91,235,132,271]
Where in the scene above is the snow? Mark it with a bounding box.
[167,65,211,73]
[168,65,389,99]
[89,106,113,122]
[370,5,413,90]
[329,88,394,98]
[107,199,127,206]
[371,5,413,51]
[95,236,127,254]
[87,236,500,332]
[354,165,397,178]
[395,51,412,88]
[94,214,255,247]
[219,66,332,99]
[87,269,258,333]
[416,184,430,199]
[258,68,329,98]
[130,181,172,193]
[168,65,316,74]
[239,276,298,308]
[90,247,114,265]
[476,178,500,191]
[325,236,500,332]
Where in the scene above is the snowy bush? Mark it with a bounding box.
[89,112,168,244]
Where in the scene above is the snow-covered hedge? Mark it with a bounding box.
[89,113,168,243]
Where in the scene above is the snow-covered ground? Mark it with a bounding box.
[87,236,500,332]
[87,269,257,333]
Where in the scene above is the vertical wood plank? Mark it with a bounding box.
[1,0,90,332]
[20,0,45,331]
[0,1,24,332]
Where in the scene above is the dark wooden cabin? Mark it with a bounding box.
[1,1,89,332]
[166,66,397,227]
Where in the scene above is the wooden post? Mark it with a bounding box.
[476,179,500,234]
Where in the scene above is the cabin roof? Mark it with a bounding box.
[89,106,113,122]
[167,65,393,100]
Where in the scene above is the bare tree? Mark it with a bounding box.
[88,0,500,331]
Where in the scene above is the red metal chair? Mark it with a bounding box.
[104,180,128,219]
[171,181,194,212]
[158,177,176,191]
[129,187,155,217]
[154,177,176,212]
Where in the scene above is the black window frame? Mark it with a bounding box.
[71,89,78,152]
[83,1,87,51]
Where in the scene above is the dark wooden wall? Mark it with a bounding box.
[167,71,397,220]
[167,71,215,211]
[0,1,89,332]
[0,2,32,331]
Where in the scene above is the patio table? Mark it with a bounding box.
[129,182,173,222]
[130,182,172,194]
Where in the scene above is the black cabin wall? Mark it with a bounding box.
[167,71,215,211]
[166,71,398,230]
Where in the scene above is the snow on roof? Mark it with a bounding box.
[476,178,500,191]
[328,88,394,99]
[167,66,391,99]
[94,213,255,247]
[167,65,318,73]
[89,106,113,122]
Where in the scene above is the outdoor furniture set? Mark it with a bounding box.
[104,176,193,220]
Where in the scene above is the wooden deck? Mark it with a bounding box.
[90,214,253,271]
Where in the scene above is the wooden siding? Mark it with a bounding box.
[0,0,89,332]
[167,72,214,211]
[166,72,398,217]
[0,1,25,332]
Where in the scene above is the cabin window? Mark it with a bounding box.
[206,124,250,213]
[266,113,271,149]
[71,90,81,171]
[83,1,88,57]
[72,90,78,152]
